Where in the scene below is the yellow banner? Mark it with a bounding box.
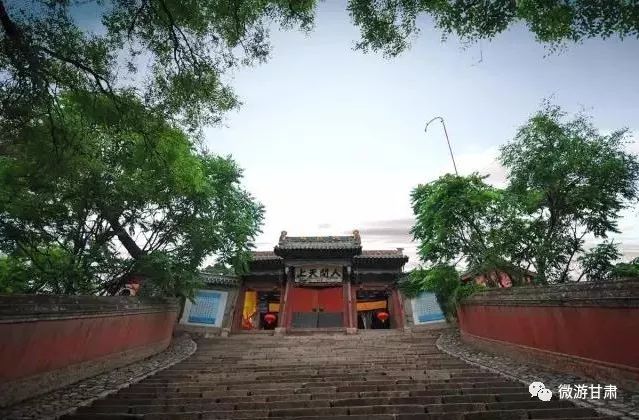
[242,291,257,329]
[356,300,387,311]
[268,303,280,313]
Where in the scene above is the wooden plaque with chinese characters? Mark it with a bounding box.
[294,265,343,285]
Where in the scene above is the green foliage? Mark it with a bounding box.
[611,257,639,278]
[134,252,204,300]
[577,241,622,282]
[0,93,264,296]
[409,103,639,285]
[0,1,297,296]
[410,173,533,282]
[401,265,459,299]
[451,282,485,307]
[202,262,236,275]
[411,173,502,265]
[500,103,639,282]
[347,1,639,57]
[0,0,318,134]
[400,265,483,320]
[0,255,30,294]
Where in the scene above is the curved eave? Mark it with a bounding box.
[248,259,284,271]
[274,246,362,259]
[353,256,409,269]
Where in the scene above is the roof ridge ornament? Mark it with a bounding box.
[353,229,361,244]
[279,230,287,242]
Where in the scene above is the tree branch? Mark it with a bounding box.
[104,213,144,260]
[38,46,114,96]
[0,0,19,40]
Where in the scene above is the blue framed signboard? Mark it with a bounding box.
[411,292,445,324]
[181,290,228,327]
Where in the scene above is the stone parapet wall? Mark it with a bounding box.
[460,278,639,307]
[457,279,639,390]
[0,295,179,407]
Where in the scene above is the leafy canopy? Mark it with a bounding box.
[347,0,639,57]
[500,103,639,282]
[0,92,264,296]
[409,103,639,289]
[0,0,317,135]
[611,257,639,278]
[400,265,485,319]
[1,0,288,295]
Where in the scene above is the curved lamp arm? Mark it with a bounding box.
[424,116,459,175]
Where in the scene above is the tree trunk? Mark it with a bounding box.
[104,214,145,260]
[0,1,20,40]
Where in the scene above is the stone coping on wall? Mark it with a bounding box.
[0,295,180,322]
[461,278,639,308]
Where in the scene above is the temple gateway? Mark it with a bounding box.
[179,230,445,334]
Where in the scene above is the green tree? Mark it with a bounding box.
[410,173,532,282]
[0,92,264,296]
[500,103,639,283]
[202,262,236,275]
[0,254,31,294]
[407,103,639,292]
[577,241,621,282]
[347,0,639,57]
[611,257,639,278]
[0,0,317,138]
[400,265,485,319]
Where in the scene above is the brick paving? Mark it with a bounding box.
[437,328,639,420]
[59,329,619,419]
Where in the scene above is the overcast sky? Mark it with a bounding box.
[202,2,639,268]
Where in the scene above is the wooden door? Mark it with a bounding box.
[317,287,343,327]
[289,287,318,328]
[289,286,344,328]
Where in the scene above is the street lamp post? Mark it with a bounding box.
[424,116,458,175]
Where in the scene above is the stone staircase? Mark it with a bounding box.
[62,329,617,419]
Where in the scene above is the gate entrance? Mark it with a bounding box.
[289,286,344,328]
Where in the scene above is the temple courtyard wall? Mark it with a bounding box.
[0,295,179,407]
[457,278,639,391]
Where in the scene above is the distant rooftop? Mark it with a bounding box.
[248,230,407,263]
[199,271,240,286]
[355,249,407,259]
[250,251,282,261]
[276,231,361,251]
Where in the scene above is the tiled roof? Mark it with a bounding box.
[277,236,360,250]
[199,272,240,286]
[460,267,537,280]
[355,249,406,259]
[250,251,282,261]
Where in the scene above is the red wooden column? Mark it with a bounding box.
[391,288,405,329]
[278,281,287,328]
[342,280,352,328]
[231,285,247,332]
[280,267,293,330]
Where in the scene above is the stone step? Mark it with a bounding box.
[70,400,579,416]
[101,389,535,404]
[133,377,515,388]
[116,384,527,397]
[62,414,618,420]
[61,332,603,420]
[91,391,536,407]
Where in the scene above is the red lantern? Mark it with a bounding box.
[264,313,277,325]
[376,311,389,322]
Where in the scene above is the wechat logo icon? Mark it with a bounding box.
[529,381,553,401]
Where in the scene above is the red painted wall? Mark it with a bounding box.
[0,310,177,382]
[458,304,639,369]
